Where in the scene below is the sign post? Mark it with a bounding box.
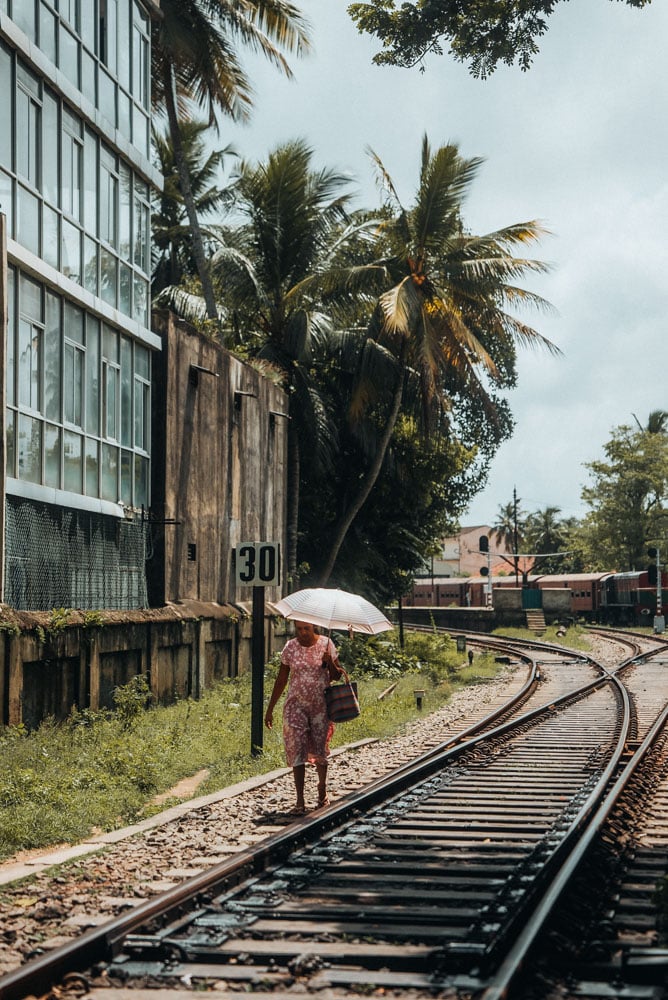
[235,542,281,756]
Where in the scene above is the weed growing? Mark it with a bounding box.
[0,629,501,862]
[493,623,593,652]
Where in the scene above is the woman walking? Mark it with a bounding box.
[265,620,342,813]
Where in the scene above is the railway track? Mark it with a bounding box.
[3,628,668,999]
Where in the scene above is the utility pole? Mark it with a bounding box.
[648,545,664,634]
[513,487,519,587]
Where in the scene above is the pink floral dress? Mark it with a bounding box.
[281,635,336,767]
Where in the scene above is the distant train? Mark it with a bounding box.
[406,569,668,625]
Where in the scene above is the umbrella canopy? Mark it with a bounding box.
[271,588,393,635]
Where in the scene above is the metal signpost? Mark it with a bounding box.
[648,545,664,634]
[235,542,281,756]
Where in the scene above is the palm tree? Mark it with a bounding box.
[493,496,526,583]
[524,505,568,573]
[151,0,310,323]
[152,120,232,295]
[317,136,559,584]
[210,140,377,582]
[632,410,668,434]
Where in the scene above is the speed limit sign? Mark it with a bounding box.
[235,542,281,587]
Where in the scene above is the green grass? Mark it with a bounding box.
[493,622,594,652]
[0,630,500,862]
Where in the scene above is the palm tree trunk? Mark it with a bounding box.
[163,64,219,322]
[286,418,300,588]
[317,340,408,586]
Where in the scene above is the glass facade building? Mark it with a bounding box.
[0,0,162,609]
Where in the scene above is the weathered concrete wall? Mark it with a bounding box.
[149,311,288,607]
[540,589,572,619]
[0,602,290,728]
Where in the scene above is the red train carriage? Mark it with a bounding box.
[601,570,668,625]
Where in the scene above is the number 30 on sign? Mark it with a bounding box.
[235,542,281,587]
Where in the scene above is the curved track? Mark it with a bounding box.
[3,628,668,1000]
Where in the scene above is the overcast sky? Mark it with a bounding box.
[220,0,667,527]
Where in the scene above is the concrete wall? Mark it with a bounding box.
[149,311,288,607]
[0,602,290,728]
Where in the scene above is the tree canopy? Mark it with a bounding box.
[348,0,652,76]
[580,421,668,571]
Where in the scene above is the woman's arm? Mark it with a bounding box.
[264,661,290,729]
[322,639,343,682]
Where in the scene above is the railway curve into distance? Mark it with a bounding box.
[2,627,668,1000]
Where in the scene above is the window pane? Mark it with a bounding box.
[39,3,58,64]
[103,325,119,363]
[134,452,148,507]
[100,247,117,306]
[120,336,131,445]
[118,0,130,90]
[86,316,100,434]
[43,204,59,268]
[0,44,13,169]
[0,170,13,241]
[6,409,15,478]
[134,377,148,451]
[85,437,99,496]
[64,343,84,425]
[100,150,118,246]
[64,301,84,344]
[121,449,132,504]
[61,219,82,283]
[100,0,118,72]
[44,423,61,487]
[83,236,98,294]
[16,92,39,187]
[99,67,116,125]
[135,343,149,379]
[81,1,95,48]
[83,128,97,233]
[133,273,148,326]
[17,185,40,256]
[6,267,15,406]
[132,103,148,156]
[105,364,118,439]
[63,430,83,492]
[42,90,59,204]
[20,273,42,322]
[62,128,83,220]
[13,4,36,41]
[18,320,42,411]
[132,28,149,109]
[44,291,61,421]
[100,441,118,500]
[18,414,42,483]
[133,192,148,270]
[59,26,80,90]
[81,49,96,105]
[119,262,132,315]
[118,89,131,141]
[119,162,131,260]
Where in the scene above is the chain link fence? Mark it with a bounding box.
[4,498,148,610]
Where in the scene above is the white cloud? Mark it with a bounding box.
[216,0,668,526]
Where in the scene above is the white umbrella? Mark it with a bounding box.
[271,588,393,635]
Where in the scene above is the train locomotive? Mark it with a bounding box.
[407,568,668,625]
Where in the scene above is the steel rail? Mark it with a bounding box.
[479,647,668,1000]
[0,636,539,1000]
[0,632,638,1000]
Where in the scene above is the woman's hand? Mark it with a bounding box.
[264,707,274,729]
